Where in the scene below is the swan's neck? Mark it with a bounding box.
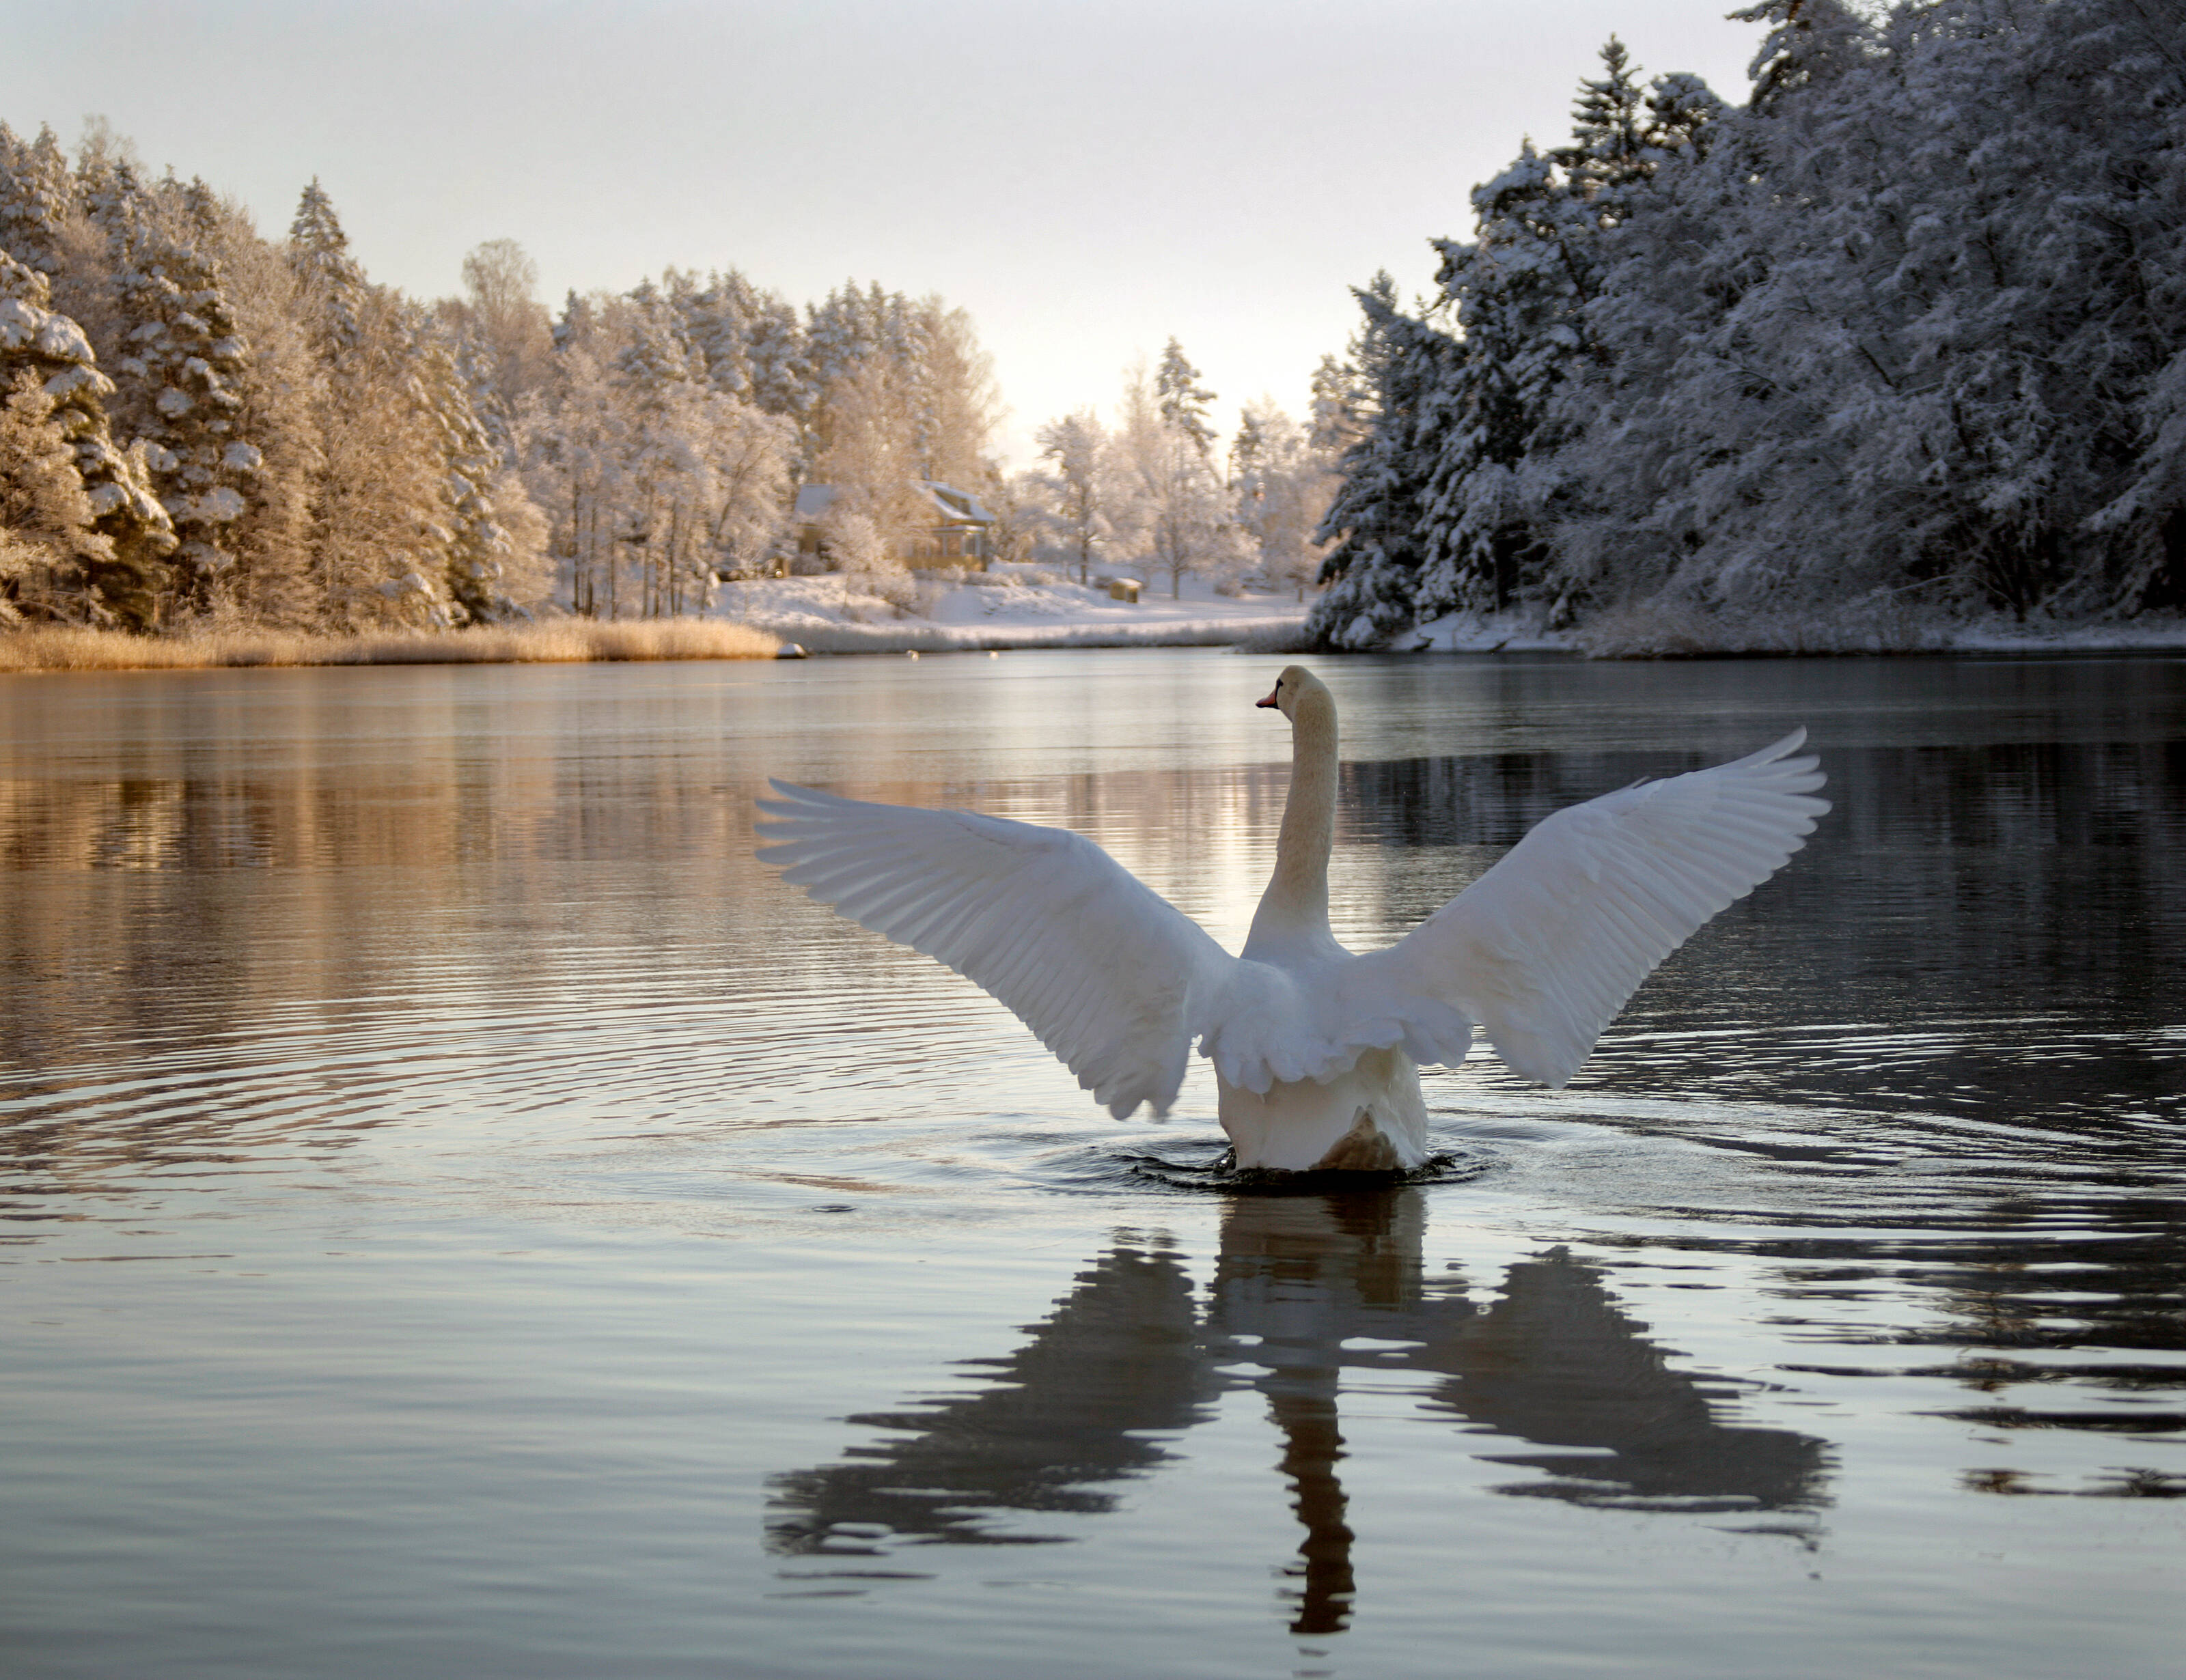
[1247,695,1338,958]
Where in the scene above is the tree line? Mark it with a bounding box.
[0,120,1015,632]
[1,117,1356,635]
[1006,339,1351,600]
[1310,0,2186,651]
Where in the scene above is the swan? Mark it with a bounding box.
[755,665,1828,1173]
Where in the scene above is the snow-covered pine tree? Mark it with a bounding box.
[1308,352,1366,463]
[1232,403,1329,599]
[410,307,530,624]
[0,247,174,626]
[687,385,794,585]
[521,334,628,617]
[0,372,109,621]
[0,122,72,278]
[1732,0,1871,115]
[814,351,928,564]
[1553,0,2186,633]
[288,179,363,357]
[459,238,553,425]
[1111,356,1239,597]
[1032,409,1108,583]
[97,186,268,620]
[1415,41,1722,627]
[669,266,756,400]
[1229,407,1266,495]
[910,298,999,490]
[1154,338,1217,458]
[741,290,812,440]
[1306,273,1457,647]
[804,281,888,463]
[283,179,452,629]
[611,282,703,615]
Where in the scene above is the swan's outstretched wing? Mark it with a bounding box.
[1348,730,1829,1087]
[755,781,1234,1119]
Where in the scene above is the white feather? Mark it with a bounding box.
[1346,729,1829,1086]
[755,782,1231,1118]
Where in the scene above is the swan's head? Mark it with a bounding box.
[1256,664,1333,725]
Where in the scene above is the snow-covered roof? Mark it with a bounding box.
[795,481,994,526]
[793,484,841,520]
[922,481,993,524]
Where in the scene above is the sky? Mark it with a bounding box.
[5,1,1768,466]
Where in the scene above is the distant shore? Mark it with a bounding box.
[14,597,2176,676]
[1407,605,2186,659]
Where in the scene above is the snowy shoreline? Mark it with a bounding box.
[1402,607,2186,659]
[717,574,2186,663]
[712,570,1310,655]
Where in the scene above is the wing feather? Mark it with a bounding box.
[1348,729,1828,1087]
[756,780,1234,1118]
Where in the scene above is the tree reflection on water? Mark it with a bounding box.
[768,1188,1830,1634]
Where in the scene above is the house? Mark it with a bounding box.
[790,481,996,571]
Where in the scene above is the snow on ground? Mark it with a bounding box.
[1415,605,2186,658]
[712,565,1309,654]
[711,570,2186,660]
[1405,610,1571,653]
[1943,617,2186,652]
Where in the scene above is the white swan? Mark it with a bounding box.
[756,665,1828,1173]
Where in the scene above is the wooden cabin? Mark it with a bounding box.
[791,481,997,571]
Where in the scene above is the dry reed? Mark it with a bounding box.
[0,619,783,674]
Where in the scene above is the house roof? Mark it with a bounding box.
[792,481,993,525]
[792,484,841,520]
[922,482,993,524]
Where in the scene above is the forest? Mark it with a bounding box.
[0,122,1012,636]
[1308,0,2186,653]
[0,117,1340,639]
[5,0,2182,652]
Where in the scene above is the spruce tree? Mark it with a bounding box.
[0,122,72,277]
[286,180,443,629]
[287,178,365,356]
[1154,338,1217,458]
[105,201,262,617]
[0,248,174,626]
[412,311,519,624]
[1306,274,1456,647]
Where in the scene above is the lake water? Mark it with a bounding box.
[2,647,2181,1679]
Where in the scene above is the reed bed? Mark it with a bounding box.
[0,619,784,674]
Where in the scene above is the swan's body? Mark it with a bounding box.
[756,666,1828,1172]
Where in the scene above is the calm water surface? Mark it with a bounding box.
[3,648,2182,1678]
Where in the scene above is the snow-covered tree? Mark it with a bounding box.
[1031,408,1108,581]
[1307,275,1456,647]
[818,501,890,574]
[0,371,107,621]
[518,282,794,615]
[281,181,447,628]
[0,247,173,626]
[0,122,72,277]
[458,238,553,423]
[812,352,930,561]
[1232,402,1331,600]
[1113,361,1240,597]
[1154,337,1217,458]
[1549,0,2186,626]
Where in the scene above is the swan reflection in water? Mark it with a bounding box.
[768,1189,1829,1634]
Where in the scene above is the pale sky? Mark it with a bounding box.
[5,1,1767,464]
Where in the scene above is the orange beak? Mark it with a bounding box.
[1256,685,1280,709]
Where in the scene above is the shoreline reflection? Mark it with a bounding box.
[769,1189,1831,1633]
